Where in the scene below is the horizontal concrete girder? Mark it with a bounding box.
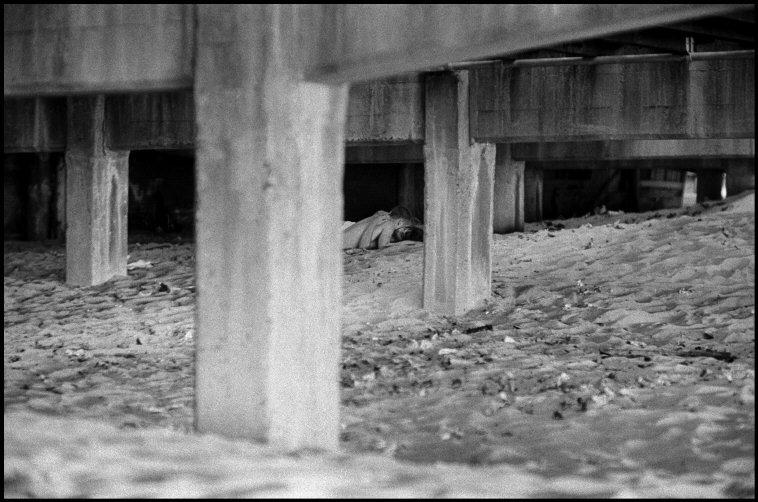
[346,76,424,143]
[5,4,750,95]
[472,55,755,142]
[4,4,195,96]
[303,4,750,83]
[512,139,756,161]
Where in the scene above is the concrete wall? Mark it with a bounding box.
[107,93,195,150]
[346,77,424,143]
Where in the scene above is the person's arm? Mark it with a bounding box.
[376,219,397,248]
[358,213,388,249]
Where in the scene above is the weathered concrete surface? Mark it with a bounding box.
[193,4,348,451]
[303,4,745,83]
[346,77,424,143]
[423,71,495,315]
[524,166,543,223]
[345,144,424,164]
[106,92,195,150]
[65,96,128,286]
[493,145,525,234]
[472,56,755,142]
[3,4,195,96]
[3,97,66,152]
[512,139,756,161]
[726,158,755,195]
[5,5,746,94]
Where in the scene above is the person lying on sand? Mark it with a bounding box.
[343,206,424,250]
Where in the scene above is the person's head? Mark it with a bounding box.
[393,224,424,242]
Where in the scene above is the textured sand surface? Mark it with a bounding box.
[4,191,754,498]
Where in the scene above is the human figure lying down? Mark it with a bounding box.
[343,206,424,249]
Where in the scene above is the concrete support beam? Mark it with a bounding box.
[524,166,544,223]
[193,5,348,451]
[726,159,755,195]
[472,55,754,142]
[423,71,495,315]
[106,92,195,151]
[65,96,129,286]
[511,139,756,161]
[6,5,746,94]
[4,4,195,96]
[346,77,424,143]
[304,4,745,83]
[493,145,525,234]
[344,144,424,164]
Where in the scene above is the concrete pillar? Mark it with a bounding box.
[696,169,726,202]
[193,5,348,451]
[26,153,54,240]
[493,145,525,233]
[65,96,129,286]
[725,159,755,196]
[423,71,495,315]
[524,165,543,223]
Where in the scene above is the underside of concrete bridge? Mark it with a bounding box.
[4,3,755,450]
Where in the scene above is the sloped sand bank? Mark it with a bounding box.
[5,191,754,497]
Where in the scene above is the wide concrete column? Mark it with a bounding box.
[65,96,128,286]
[493,144,525,233]
[524,166,543,223]
[194,5,348,451]
[423,71,495,315]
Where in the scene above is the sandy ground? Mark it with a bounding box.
[4,191,755,498]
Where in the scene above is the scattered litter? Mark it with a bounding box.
[126,260,153,271]
[675,350,736,363]
[464,324,493,334]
